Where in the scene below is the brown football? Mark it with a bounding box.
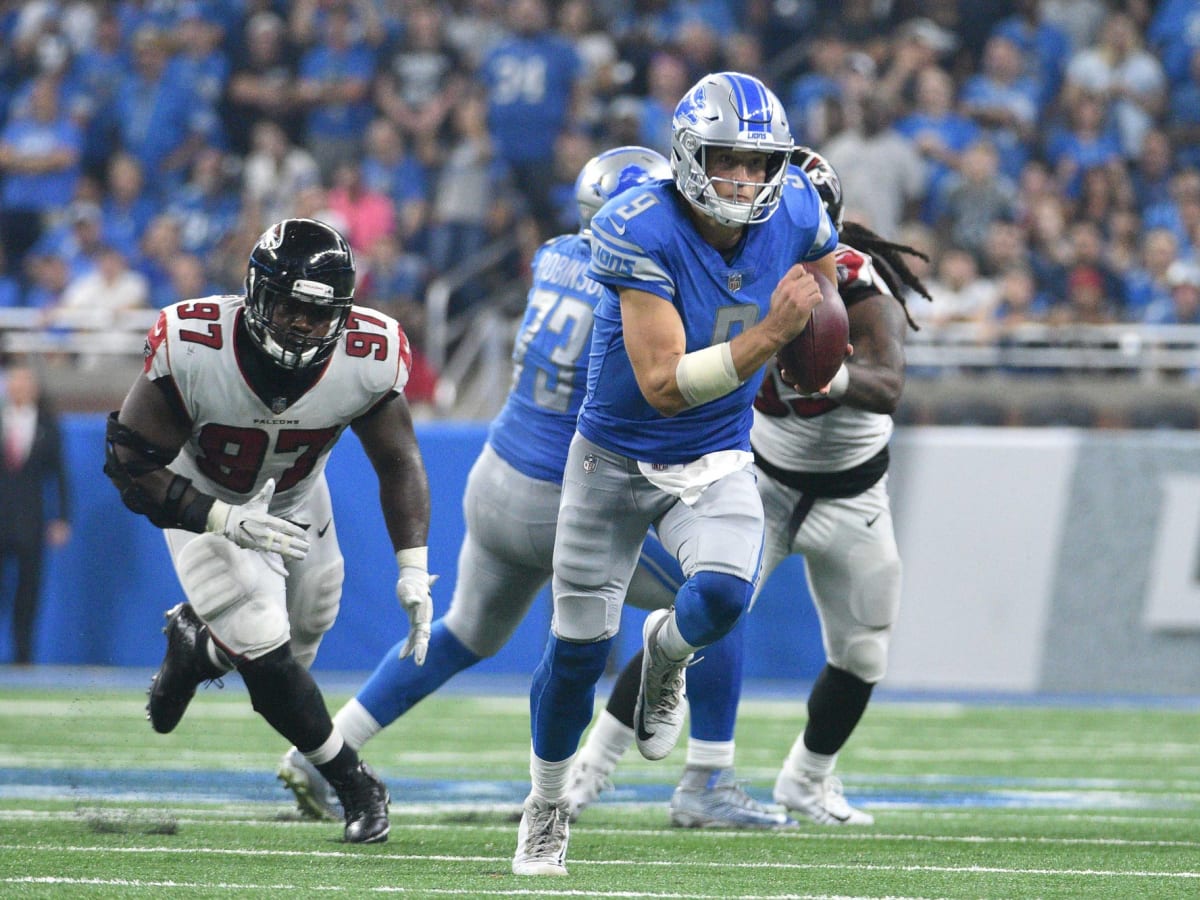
[776,265,849,394]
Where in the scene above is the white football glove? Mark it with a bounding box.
[395,548,434,665]
[206,478,310,561]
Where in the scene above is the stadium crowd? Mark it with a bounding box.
[0,0,1198,408]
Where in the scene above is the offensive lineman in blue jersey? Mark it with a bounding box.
[514,72,840,876]
[273,147,741,822]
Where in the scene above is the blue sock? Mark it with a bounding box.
[674,571,753,646]
[530,634,612,762]
[355,619,481,727]
[686,617,744,742]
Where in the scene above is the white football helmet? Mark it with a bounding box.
[671,71,793,227]
[574,145,672,233]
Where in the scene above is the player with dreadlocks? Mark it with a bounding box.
[566,147,932,828]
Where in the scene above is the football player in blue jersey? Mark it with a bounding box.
[273,146,782,824]
[567,148,934,829]
[513,72,840,876]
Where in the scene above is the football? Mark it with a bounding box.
[776,265,849,394]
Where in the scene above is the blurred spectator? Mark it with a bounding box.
[1045,90,1123,201]
[51,246,149,329]
[442,0,508,71]
[21,255,70,311]
[374,2,467,149]
[1148,0,1200,86]
[136,215,187,309]
[1041,0,1109,51]
[479,0,583,237]
[166,5,230,142]
[1144,169,1200,260]
[163,252,219,309]
[548,129,597,234]
[1130,127,1176,210]
[99,152,156,263]
[980,219,1034,279]
[69,9,128,174]
[0,361,71,665]
[1066,219,1125,305]
[895,65,981,224]
[877,16,959,110]
[1063,10,1165,159]
[936,139,1016,260]
[361,118,430,251]
[165,146,242,259]
[990,0,1073,110]
[1048,265,1119,326]
[29,200,105,282]
[960,34,1038,182]
[558,0,627,115]
[975,264,1051,348]
[635,51,690,155]
[426,90,501,277]
[822,93,926,238]
[1167,48,1200,171]
[785,26,849,148]
[922,246,996,325]
[0,74,85,273]
[327,159,396,256]
[293,5,378,179]
[361,232,430,314]
[241,120,321,228]
[223,11,302,155]
[113,25,208,195]
[1143,260,1200,325]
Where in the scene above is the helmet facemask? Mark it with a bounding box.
[243,218,356,371]
[245,272,352,370]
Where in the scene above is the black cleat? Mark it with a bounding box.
[331,762,391,844]
[146,603,224,734]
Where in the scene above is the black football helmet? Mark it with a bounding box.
[792,146,844,230]
[244,218,355,370]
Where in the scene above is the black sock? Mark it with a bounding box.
[803,664,874,755]
[605,650,643,729]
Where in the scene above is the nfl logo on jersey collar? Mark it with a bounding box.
[270,397,289,414]
[727,273,743,292]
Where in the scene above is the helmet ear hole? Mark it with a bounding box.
[244,218,356,370]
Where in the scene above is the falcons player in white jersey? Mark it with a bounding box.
[568,148,932,828]
[104,219,433,845]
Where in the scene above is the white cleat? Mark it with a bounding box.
[512,795,571,876]
[773,771,875,826]
[277,746,342,821]
[564,760,614,822]
[634,609,692,761]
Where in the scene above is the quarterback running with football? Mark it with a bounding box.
[275,147,790,832]
[104,218,433,845]
[568,148,932,828]
[514,73,840,876]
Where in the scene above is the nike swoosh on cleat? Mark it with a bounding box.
[636,709,655,743]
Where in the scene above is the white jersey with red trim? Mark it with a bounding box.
[751,243,894,474]
[142,294,412,517]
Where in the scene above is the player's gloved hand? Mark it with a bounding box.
[396,547,435,665]
[206,478,310,561]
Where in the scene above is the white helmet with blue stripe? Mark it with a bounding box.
[575,145,672,234]
[670,71,794,227]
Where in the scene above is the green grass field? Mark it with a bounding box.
[0,675,1196,899]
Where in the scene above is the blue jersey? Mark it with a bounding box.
[488,233,603,483]
[582,168,837,465]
